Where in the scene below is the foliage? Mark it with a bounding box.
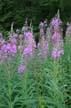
[0,38,71,108]
[0,0,71,32]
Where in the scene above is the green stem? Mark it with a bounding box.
[53,59,64,108]
[34,58,45,108]
[4,61,13,108]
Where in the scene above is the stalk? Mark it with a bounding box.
[4,60,13,108]
[53,58,65,108]
[34,57,45,108]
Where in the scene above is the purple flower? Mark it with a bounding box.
[1,42,17,59]
[18,64,25,74]
[6,43,11,52]
[24,31,32,38]
[51,17,62,27]
[10,45,17,55]
[10,38,17,44]
[52,48,64,59]
[23,46,32,56]
[1,44,8,53]
[58,50,64,55]
[52,32,61,43]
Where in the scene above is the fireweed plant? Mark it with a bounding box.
[0,17,71,108]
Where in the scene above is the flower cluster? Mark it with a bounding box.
[50,16,64,59]
[23,46,33,57]
[52,48,64,58]
[51,17,62,27]
[0,15,68,73]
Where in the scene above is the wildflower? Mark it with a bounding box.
[52,32,61,44]
[1,44,8,53]
[58,49,64,55]
[51,17,62,27]
[24,31,32,38]
[23,46,32,56]
[18,64,25,74]
[52,48,64,58]
[10,44,17,56]
[6,43,11,52]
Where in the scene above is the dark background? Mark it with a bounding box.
[0,0,71,32]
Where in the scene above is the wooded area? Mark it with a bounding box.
[0,0,71,31]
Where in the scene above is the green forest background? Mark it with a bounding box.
[0,0,71,32]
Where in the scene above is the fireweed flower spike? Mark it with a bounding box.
[51,16,64,59]
[51,32,64,59]
[50,17,62,36]
[24,30,36,56]
[51,17,62,27]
